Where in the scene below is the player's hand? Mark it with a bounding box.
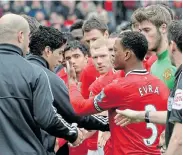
[81,129,96,140]
[69,128,84,147]
[115,109,141,127]
[98,131,110,148]
[66,61,77,82]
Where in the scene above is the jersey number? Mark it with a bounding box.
[143,105,158,146]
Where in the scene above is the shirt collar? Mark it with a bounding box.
[0,43,24,56]
[157,50,169,60]
[26,54,50,69]
[125,69,149,77]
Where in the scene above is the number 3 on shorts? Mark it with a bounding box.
[143,105,158,146]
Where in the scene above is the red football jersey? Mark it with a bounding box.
[80,58,100,99]
[78,58,100,151]
[88,69,124,154]
[89,70,124,95]
[69,140,88,155]
[57,67,68,84]
[69,70,169,155]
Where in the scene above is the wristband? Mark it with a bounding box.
[145,111,150,123]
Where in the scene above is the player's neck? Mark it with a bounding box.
[124,62,145,74]
[156,37,168,55]
[76,73,81,81]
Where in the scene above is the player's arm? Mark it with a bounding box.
[115,109,167,126]
[166,123,182,155]
[69,81,119,115]
[32,68,78,143]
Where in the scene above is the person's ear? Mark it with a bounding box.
[159,24,167,34]
[43,46,52,57]
[104,30,109,38]
[170,40,177,54]
[124,49,132,61]
[17,31,24,43]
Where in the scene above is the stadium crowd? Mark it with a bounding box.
[0,0,182,32]
[0,1,182,155]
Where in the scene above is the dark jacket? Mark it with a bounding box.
[26,54,109,153]
[0,44,78,155]
[165,65,182,147]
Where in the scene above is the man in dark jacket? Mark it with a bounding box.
[0,13,84,155]
[27,26,109,154]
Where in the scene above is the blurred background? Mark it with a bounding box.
[0,0,182,33]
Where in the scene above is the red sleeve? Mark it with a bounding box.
[80,60,100,99]
[80,70,95,99]
[69,83,97,115]
[69,83,120,115]
[57,68,68,84]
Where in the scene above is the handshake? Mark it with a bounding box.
[69,125,90,147]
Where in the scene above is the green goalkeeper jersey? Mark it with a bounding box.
[151,50,177,90]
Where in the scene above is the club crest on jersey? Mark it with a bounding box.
[163,68,172,80]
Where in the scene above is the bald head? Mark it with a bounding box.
[0,13,30,43]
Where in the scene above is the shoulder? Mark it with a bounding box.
[103,79,123,94]
[45,68,66,86]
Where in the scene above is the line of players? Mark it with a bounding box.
[0,3,180,155]
[53,4,181,155]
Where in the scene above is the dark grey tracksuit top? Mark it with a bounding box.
[0,44,80,155]
[26,54,110,154]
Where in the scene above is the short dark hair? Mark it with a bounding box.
[63,40,89,56]
[109,32,119,38]
[119,31,148,61]
[82,16,108,33]
[21,14,41,35]
[70,20,84,32]
[29,26,66,56]
[62,32,75,42]
[168,20,182,52]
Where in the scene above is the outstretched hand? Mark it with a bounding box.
[114,109,142,127]
[69,128,84,147]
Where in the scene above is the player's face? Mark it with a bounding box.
[84,29,108,46]
[113,39,126,70]
[91,45,112,75]
[169,41,181,67]
[65,48,88,74]
[107,37,117,65]
[139,20,162,52]
[48,47,63,71]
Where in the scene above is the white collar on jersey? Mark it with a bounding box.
[125,69,149,77]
